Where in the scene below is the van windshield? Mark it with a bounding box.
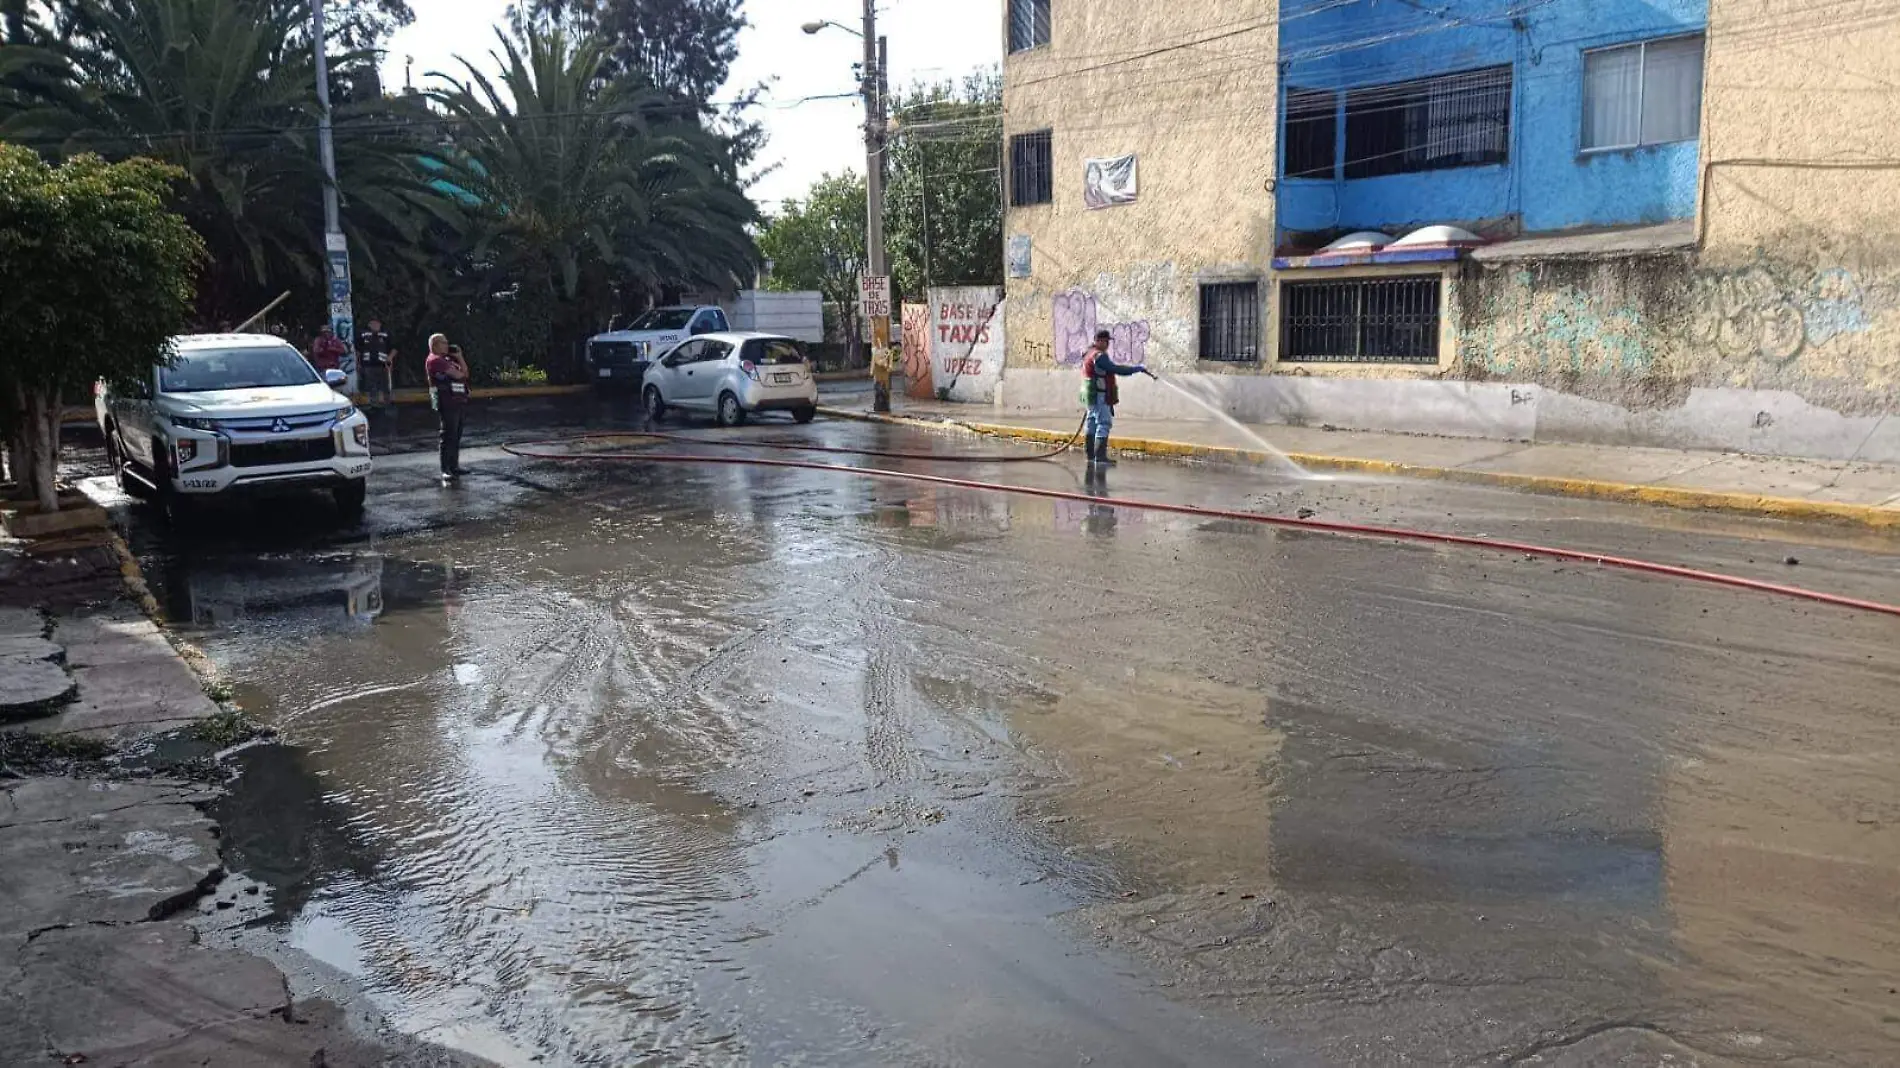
[160,346,321,393]
[628,308,695,331]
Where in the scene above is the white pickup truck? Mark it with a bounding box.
[583,305,730,387]
[95,333,374,520]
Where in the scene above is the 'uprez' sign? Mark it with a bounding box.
[926,286,1004,403]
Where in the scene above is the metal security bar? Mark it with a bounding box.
[1283,88,1339,179]
[1009,130,1053,206]
[1344,65,1511,178]
[1199,282,1261,362]
[1280,276,1440,364]
[1008,0,1051,53]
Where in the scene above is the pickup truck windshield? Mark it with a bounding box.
[160,346,321,393]
[628,309,695,331]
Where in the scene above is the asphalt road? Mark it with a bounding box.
[96,397,1900,1066]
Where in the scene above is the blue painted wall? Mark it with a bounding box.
[1276,0,1706,239]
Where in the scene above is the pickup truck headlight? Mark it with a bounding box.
[171,416,218,431]
[334,406,356,421]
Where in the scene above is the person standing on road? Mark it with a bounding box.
[357,318,395,406]
[1080,329,1146,467]
[310,325,348,374]
[425,334,470,482]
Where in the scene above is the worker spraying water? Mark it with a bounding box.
[1079,329,1153,467]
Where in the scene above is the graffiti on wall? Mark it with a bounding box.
[1052,288,1151,367]
[1673,257,1896,370]
[901,303,932,399]
[1462,251,1900,393]
[1463,270,1657,378]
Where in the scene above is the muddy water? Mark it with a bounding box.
[152,448,1900,1065]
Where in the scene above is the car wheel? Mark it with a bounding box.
[793,406,817,425]
[717,391,747,428]
[643,385,666,423]
[334,478,368,520]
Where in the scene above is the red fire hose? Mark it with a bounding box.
[499,432,1900,620]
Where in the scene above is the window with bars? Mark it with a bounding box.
[1280,276,1441,364]
[1009,0,1051,53]
[1009,130,1053,207]
[1284,88,1339,179]
[1199,282,1261,363]
[1344,66,1511,179]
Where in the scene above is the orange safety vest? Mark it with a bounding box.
[1082,350,1119,407]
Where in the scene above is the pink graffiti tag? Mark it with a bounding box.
[1051,288,1149,366]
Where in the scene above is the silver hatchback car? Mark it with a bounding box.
[642,332,819,426]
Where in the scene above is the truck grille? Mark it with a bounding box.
[231,437,335,468]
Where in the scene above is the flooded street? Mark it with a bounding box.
[121,403,1900,1065]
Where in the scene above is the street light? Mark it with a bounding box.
[800,19,859,37]
[803,8,893,413]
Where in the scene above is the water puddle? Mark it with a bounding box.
[158,449,1900,1064]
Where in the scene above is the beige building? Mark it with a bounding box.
[1000,1,1279,375]
[998,0,1900,462]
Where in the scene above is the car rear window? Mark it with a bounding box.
[745,339,806,366]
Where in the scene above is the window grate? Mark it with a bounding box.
[1280,276,1441,364]
[1284,88,1338,179]
[1199,282,1261,363]
[1009,130,1053,207]
[1344,66,1511,179]
[1008,0,1051,53]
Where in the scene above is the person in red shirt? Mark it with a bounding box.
[309,325,348,373]
[424,333,470,482]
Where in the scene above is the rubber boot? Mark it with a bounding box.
[1095,438,1117,466]
[1083,438,1101,465]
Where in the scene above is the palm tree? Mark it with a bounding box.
[426,26,756,378]
[0,0,456,323]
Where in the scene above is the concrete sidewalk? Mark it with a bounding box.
[819,398,1900,529]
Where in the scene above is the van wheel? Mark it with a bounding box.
[334,478,367,520]
[717,392,747,428]
[643,385,666,423]
[793,406,817,425]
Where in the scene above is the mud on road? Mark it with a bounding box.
[113,410,1900,1066]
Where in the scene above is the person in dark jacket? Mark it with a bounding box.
[424,334,470,482]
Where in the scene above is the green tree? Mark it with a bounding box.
[0,0,456,324]
[427,26,756,380]
[756,173,867,359]
[0,147,204,512]
[886,71,1003,300]
[512,0,743,104]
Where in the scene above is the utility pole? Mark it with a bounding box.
[311,0,357,393]
[862,0,892,412]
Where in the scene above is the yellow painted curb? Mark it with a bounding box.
[814,407,1900,530]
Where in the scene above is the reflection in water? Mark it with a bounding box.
[170,461,1900,1065]
[178,553,384,628]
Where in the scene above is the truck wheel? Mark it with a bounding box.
[717,391,747,428]
[334,478,368,520]
[153,459,192,526]
[105,427,146,499]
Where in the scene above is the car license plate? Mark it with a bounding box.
[597,369,612,378]
[773,373,795,384]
